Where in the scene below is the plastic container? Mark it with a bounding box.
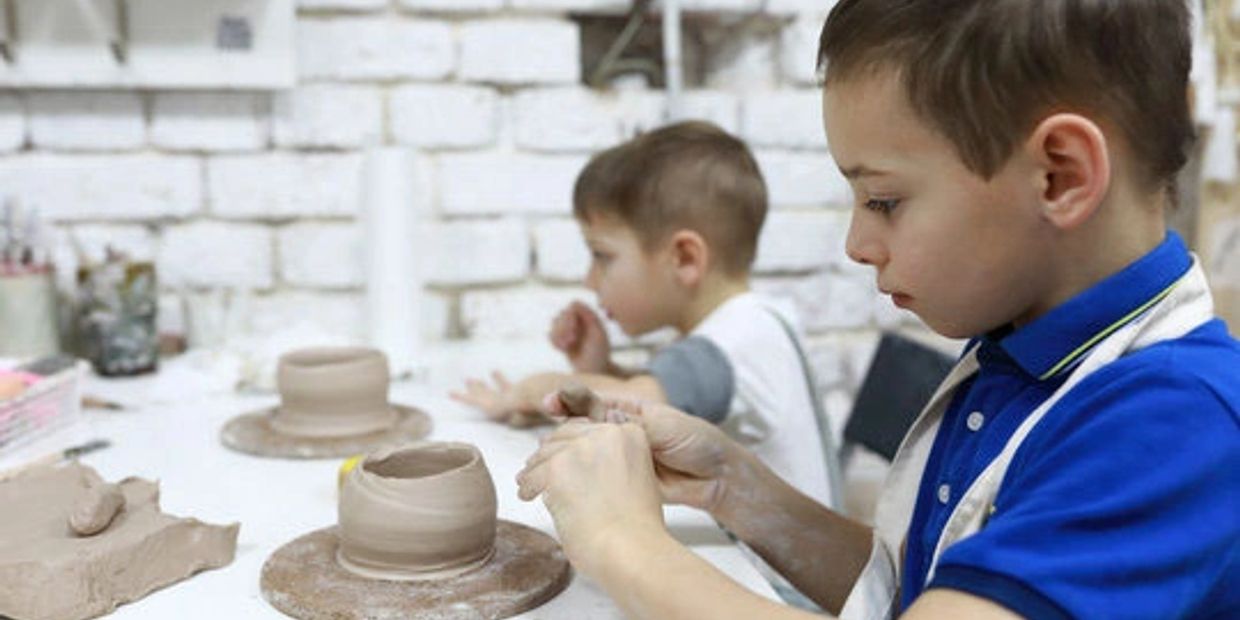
[0,360,85,456]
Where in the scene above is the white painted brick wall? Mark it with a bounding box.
[277,222,363,288]
[513,87,665,152]
[0,155,201,221]
[674,91,740,134]
[459,19,580,85]
[150,93,269,152]
[756,270,878,331]
[28,92,144,151]
[533,218,588,282]
[208,153,362,219]
[300,0,386,10]
[272,85,383,149]
[391,84,499,149]
[0,94,23,152]
[439,153,587,215]
[460,285,590,339]
[297,18,455,81]
[755,150,851,207]
[742,90,827,150]
[401,0,504,10]
[754,210,847,273]
[781,13,827,85]
[158,222,274,289]
[507,0,628,11]
[423,218,531,285]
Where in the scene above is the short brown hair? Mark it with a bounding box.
[572,121,768,276]
[817,0,1196,196]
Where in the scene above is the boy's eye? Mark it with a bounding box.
[864,198,901,214]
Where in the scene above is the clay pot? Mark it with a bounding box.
[337,442,498,581]
[268,347,399,438]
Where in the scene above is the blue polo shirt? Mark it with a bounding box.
[900,233,1240,618]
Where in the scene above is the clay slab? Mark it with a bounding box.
[0,463,239,620]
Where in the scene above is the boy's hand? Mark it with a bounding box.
[516,419,666,575]
[449,371,549,428]
[540,392,742,513]
[549,302,612,374]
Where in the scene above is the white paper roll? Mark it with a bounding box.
[361,147,427,377]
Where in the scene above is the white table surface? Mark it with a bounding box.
[0,363,779,619]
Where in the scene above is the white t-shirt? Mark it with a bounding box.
[648,292,838,508]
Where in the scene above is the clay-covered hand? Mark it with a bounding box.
[543,394,745,513]
[548,301,612,374]
[516,419,666,575]
[449,371,548,428]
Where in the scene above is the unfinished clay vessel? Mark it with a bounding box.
[337,442,497,581]
[269,347,399,438]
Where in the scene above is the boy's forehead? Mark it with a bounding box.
[823,74,952,175]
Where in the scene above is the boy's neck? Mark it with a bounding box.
[1016,186,1169,329]
[676,274,751,334]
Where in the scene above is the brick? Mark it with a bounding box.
[673,91,740,134]
[150,93,269,152]
[754,150,851,208]
[208,153,362,219]
[513,87,665,152]
[513,88,620,152]
[0,94,24,151]
[157,222,273,289]
[766,0,838,14]
[272,84,383,149]
[780,13,827,85]
[423,218,530,286]
[277,222,363,288]
[1205,216,1240,288]
[741,90,826,150]
[703,27,779,90]
[299,0,386,10]
[28,92,144,151]
[508,0,629,12]
[297,18,454,81]
[459,19,580,85]
[754,210,848,273]
[460,285,590,339]
[533,217,588,282]
[439,152,586,215]
[390,84,499,149]
[400,0,503,10]
[755,271,876,330]
[0,155,201,221]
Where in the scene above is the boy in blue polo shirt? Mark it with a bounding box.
[513,1,1239,619]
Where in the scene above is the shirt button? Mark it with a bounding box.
[937,483,951,504]
[967,411,985,431]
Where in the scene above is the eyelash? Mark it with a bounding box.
[864,198,901,214]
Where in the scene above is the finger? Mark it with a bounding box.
[491,371,511,390]
[538,417,596,444]
[522,438,576,472]
[515,461,550,501]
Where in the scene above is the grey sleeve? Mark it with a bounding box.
[648,336,735,424]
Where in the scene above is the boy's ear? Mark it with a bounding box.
[666,230,710,286]
[1025,113,1111,230]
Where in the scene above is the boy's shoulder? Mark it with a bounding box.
[1026,318,1240,456]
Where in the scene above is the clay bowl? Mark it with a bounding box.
[269,347,398,438]
[337,442,498,581]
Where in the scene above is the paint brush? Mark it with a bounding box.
[0,438,112,482]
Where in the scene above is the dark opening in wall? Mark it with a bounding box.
[573,7,787,91]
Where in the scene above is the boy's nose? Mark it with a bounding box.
[844,212,888,267]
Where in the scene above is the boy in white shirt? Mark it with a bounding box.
[453,121,840,508]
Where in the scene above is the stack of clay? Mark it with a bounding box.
[0,463,238,620]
